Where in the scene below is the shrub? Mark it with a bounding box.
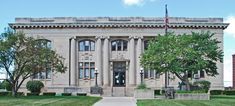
[224,90,235,95]
[0,92,11,96]
[16,92,24,96]
[1,80,12,91]
[43,92,56,96]
[26,81,44,93]
[210,90,223,95]
[27,93,39,96]
[77,93,87,96]
[137,83,147,89]
[62,93,71,96]
[154,90,161,95]
[193,80,211,92]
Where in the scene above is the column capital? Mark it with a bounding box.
[129,35,143,40]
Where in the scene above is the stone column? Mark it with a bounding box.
[103,37,109,86]
[136,37,142,85]
[129,36,135,86]
[70,37,76,86]
[96,36,102,86]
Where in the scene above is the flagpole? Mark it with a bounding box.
[164,4,169,89]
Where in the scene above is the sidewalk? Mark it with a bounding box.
[93,97,137,106]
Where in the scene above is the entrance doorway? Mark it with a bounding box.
[113,62,126,87]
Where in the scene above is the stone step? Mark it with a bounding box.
[112,87,125,97]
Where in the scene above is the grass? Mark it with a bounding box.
[137,95,235,106]
[0,96,101,106]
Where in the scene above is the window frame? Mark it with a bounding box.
[111,39,128,51]
[78,40,95,51]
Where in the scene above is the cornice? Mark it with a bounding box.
[9,22,229,30]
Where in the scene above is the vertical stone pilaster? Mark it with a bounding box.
[129,36,135,86]
[136,37,142,85]
[95,36,102,86]
[103,36,109,86]
[95,37,103,86]
[70,37,76,86]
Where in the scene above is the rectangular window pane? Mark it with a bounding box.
[79,68,83,79]
[150,70,154,78]
[46,68,51,79]
[155,71,160,79]
[144,70,148,79]
[200,71,205,78]
[112,42,116,51]
[40,72,46,79]
[79,42,84,51]
[117,41,121,51]
[90,68,95,79]
[188,71,192,78]
[90,62,95,68]
[79,62,83,67]
[85,62,89,68]
[123,41,127,51]
[91,42,95,51]
[85,68,89,79]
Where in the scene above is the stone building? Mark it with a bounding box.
[9,17,228,96]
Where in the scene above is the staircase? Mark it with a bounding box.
[112,87,126,97]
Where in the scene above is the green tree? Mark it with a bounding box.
[140,32,223,90]
[0,29,67,96]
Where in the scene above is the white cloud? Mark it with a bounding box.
[122,0,156,6]
[225,16,235,38]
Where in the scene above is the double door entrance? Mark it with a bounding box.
[113,62,126,87]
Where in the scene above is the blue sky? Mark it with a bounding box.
[0,0,235,86]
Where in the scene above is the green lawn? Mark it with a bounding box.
[137,95,235,106]
[0,96,101,106]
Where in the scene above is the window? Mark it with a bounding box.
[144,69,159,79]
[144,40,149,50]
[111,40,128,51]
[79,62,95,79]
[200,71,205,78]
[33,39,52,79]
[79,40,95,51]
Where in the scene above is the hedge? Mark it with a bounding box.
[77,93,87,96]
[154,90,161,95]
[224,90,235,95]
[27,93,40,96]
[0,92,11,96]
[210,90,223,95]
[62,93,72,96]
[43,92,56,96]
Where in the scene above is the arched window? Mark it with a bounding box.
[33,39,52,79]
[111,40,128,51]
[79,40,95,51]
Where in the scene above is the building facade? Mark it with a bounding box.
[10,17,228,96]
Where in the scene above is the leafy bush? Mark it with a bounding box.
[77,93,87,96]
[224,90,235,95]
[137,83,147,89]
[62,93,72,96]
[0,92,11,96]
[1,80,12,91]
[26,81,44,93]
[27,93,39,96]
[16,92,24,96]
[43,92,56,96]
[154,90,161,95]
[210,90,223,95]
[193,80,211,92]
[176,90,207,94]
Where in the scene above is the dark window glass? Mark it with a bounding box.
[117,41,122,51]
[90,68,95,79]
[123,41,127,51]
[188,71,192,78]
[150,70,154,78]
[79,68,83,79]
[155,71,160,79]
[200,71,205,78]
[85,68,89,78]
[144,40,149,50]
[79,40,95,51]
[111,40,128,51]
[85,62,89,68]
[144,70,148,79]
[112,42,116,51]
[79,41,84,51]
